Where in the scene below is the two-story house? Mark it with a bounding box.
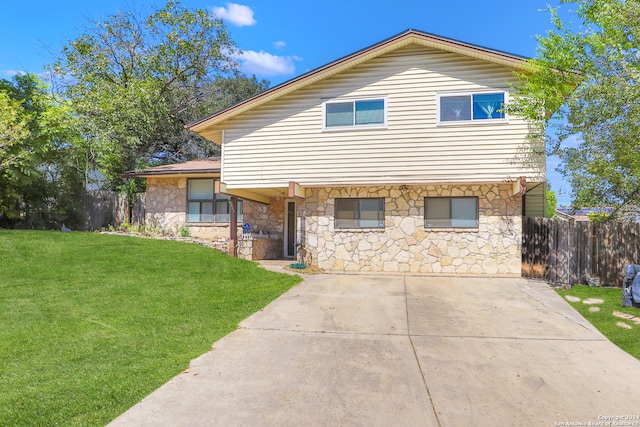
[139,29,545,275]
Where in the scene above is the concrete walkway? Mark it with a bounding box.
[109,275,640,426]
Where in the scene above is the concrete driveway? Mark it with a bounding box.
[109,274,640,426]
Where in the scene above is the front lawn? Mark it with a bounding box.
[557,285,640,359]
[0,230,302,426]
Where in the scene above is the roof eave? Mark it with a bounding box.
[187,29,530,134]
[125,170,221,179]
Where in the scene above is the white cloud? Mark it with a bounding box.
[234,50,299,76]
[212,3,256,27]
[2,69,27,77]
[273,41,286,49]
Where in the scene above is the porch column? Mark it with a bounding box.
[229,196,238,257]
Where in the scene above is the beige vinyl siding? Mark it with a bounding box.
[524,183,546,217]
[218,45,544,189]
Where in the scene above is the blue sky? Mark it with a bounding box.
[0,0,574,205]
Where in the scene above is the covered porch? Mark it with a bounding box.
[220,181,304,262]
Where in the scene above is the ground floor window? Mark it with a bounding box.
[335,198,384,229]
[425,197,478,228]
[187,178,242,223]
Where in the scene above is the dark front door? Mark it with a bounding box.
[285,200,296,258]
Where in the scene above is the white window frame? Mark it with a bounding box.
[322,97,388,131]
[436,91,509,125]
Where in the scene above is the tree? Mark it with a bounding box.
[52,0,268,192]
[0,91,31,226]
[199,73,271,120]
[546,188,558,218]
[0,74,85,228]
[0,91,29,171]
[587,211,610,222]
[511,0,640,214]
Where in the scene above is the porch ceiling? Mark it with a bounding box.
[244,187,288,198]
[221,186,288,204]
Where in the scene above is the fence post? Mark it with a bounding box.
[546,218,556,283]
[557,219,570,286]
[568,220,578,285]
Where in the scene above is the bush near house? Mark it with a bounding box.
[0,230,301,426]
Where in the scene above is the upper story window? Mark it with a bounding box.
[437,92,507,124]
[324,98,386,130]
[187,178,242,223]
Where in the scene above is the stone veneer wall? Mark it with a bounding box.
[145,177,187,233]
[238,238,283,260]
[237,197,285,261]
[241,197,285,238]
[145,177,261,240]
[301,184,522,275]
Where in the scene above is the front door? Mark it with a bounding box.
[284,200,296,259]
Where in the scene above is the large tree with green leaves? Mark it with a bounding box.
[52,0,268,192]
[511,0,640,213]
[0,74,85,228]
[0,91,29,171]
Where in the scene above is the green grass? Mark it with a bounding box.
[557,285,640,359]
[0,230,302,426]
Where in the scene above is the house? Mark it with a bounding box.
[556,207,613,222]
[556,206,640,223]
[143,29,546,275]
[125,158,244,239]
[127,157,280,256]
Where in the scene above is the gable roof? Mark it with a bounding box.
[187,29,530,141]
[124,157,221,178]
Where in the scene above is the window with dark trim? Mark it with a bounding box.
[324,98,386,129]
[187,178,242,223]
[438,92,506,123]
[424,197,478,228]
[335,198,385,229]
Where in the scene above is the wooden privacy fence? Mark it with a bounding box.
[81,191,145,231]
[522,217,640,287]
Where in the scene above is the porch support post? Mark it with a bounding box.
[512,176,526,197]
[288,181,305,199]
[229,196,238,257]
